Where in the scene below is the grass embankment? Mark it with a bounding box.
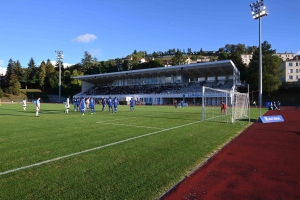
[0,89,48,102]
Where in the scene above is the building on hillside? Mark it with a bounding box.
[281,56,300,83]
[241,51,296,66]
[241,54,253,66]
[137,58,146,64]
[275,51,296,61]
[189,57,210,64]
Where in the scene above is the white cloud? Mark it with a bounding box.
[0,67,6,75]
[50,61,73,68]
[73,34,97,43]
[0,60,6,75]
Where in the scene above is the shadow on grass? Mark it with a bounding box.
[0,113,33,117]
[239,118,259,123]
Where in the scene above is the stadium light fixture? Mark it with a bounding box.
[249,0,268,115]
[55,50,64,102]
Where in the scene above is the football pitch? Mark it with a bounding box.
[0,103,266,199]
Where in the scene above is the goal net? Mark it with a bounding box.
[202,86,249,123]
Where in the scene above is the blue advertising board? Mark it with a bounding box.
[258,115,284,123]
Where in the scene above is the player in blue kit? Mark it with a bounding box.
[113,97,118,113]
[130,98,135,112]
[101,98,106,111]
[73,97,77,111]
[107,97,113,113]
[90,97,96,114]
[79,97,86,115]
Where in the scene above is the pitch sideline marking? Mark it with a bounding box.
[0,120,202,176]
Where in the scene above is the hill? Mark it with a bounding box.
[0,89,49,102]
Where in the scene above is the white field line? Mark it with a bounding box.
[102,122,164,130]
[0,120,202,176]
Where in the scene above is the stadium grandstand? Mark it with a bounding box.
[73,60,241,105]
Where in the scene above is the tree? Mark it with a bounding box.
[171,50,185,65]
[0,88,4,98]
[262,55,283,94]
[48,71,59,92]
[4,58,14,89]
[246,46,257,54]
[152,51,159,58]
[27,58,39,88]
[14,60,26,89]
[199,48,204,55]
[122,60,131,71]
[38,61,47,89]
[43,59,55,92]
[4,59,25,94]
[218,52,230,60]
[8,72,21,95]
[248,41,283,94]
[220,44,248,81]
[67,69,83,94]
[81,51,93,74]
[190,55,197,61]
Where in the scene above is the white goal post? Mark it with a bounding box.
[202,86,249,123]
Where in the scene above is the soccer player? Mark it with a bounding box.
[107,97,113,113]
[220,100,227,114]
[90,97,96,114]
[253,101,257,108]
[22,98,27,110]
[113,97,118,113]
[73,97,78,112]
[180,100,184,108]
[85,97,90,112]
[277,101,281,110]
[36,97,41,117]
[101,98,106,111]
[273,101,279,110]
[65,96,70,114]
[174,99,178,108]
[130,98,135,112]
[79,97,86,116]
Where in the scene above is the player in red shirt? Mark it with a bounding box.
[220,101,227,114]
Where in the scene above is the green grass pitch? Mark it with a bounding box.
[0,103,266,199]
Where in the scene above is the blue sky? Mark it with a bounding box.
[0,0,299,75]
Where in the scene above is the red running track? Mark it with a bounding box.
[161,107,300,200]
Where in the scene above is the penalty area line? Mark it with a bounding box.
[0,120,202,176]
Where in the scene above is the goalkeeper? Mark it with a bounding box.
[220,101,227,114]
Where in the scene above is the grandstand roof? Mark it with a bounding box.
[74,60,238,84]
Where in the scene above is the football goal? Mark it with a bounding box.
[202,86,249,123]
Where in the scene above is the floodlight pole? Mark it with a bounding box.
[258,17,262,115]
[55,51,64,102]
[250,0,268,116]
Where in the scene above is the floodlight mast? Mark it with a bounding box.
[55,51,64,102]
[250,0,268,116]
